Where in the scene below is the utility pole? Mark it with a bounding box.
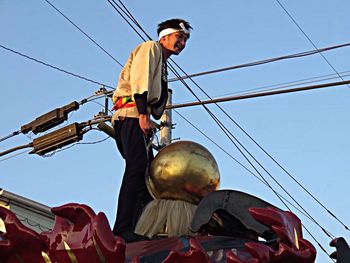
[159,89,173,146]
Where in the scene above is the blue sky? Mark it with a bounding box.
[1,1,350,261]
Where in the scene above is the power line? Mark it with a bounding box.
[42,134,110,158]
[0,143,33,157]
[169,79,350,109]
[175,70,350,106]
[0,44,114,89]
[212,70,350,100]
[0,130,21,143]
[275,0,349,89]
[0,149,30,163]
[115,0,152,40]
[43,0,123,67]
[90,101,114,115]
[168,41,350,82]
[106,0,148,42]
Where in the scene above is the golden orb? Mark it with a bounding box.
[146,141,220,204]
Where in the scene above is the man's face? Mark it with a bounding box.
[160,31,188,56]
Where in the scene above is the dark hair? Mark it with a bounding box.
[157,18,192,37]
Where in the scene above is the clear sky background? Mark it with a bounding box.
[1,1,350,262]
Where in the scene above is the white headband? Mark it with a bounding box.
[158,22,190,40]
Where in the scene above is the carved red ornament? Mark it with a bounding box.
[0,204,317,263]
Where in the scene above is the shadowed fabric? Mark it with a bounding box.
[135,199,197,238]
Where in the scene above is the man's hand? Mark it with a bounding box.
[139,114,156,135]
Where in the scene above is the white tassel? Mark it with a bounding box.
[135,199,197,238]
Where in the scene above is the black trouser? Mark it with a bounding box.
[113,118,153,235]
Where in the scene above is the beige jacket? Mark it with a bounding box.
[111,41,164,123]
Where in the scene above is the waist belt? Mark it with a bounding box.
[112,96,136,111]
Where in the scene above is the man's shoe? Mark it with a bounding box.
[117,231,150,243]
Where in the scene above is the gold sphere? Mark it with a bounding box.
[146,141,220,204]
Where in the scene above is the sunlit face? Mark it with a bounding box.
[160,31,189,57]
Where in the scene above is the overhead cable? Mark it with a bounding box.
[44,0,123,67]
[106,0,148,42]
[115,0,152,40]
[0,143,33,157]
[0,44,114,89]
[42,134,110,158]
[0,130,21,143]
[211,70,350,100]
[275,0,349,89]
[0,149,30,163]
[175,70,350,106]
[169,79,350,109]
[168,41,350,82]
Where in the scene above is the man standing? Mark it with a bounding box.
[111,18,192,242]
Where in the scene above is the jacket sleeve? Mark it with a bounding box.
[129,42,161,101]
